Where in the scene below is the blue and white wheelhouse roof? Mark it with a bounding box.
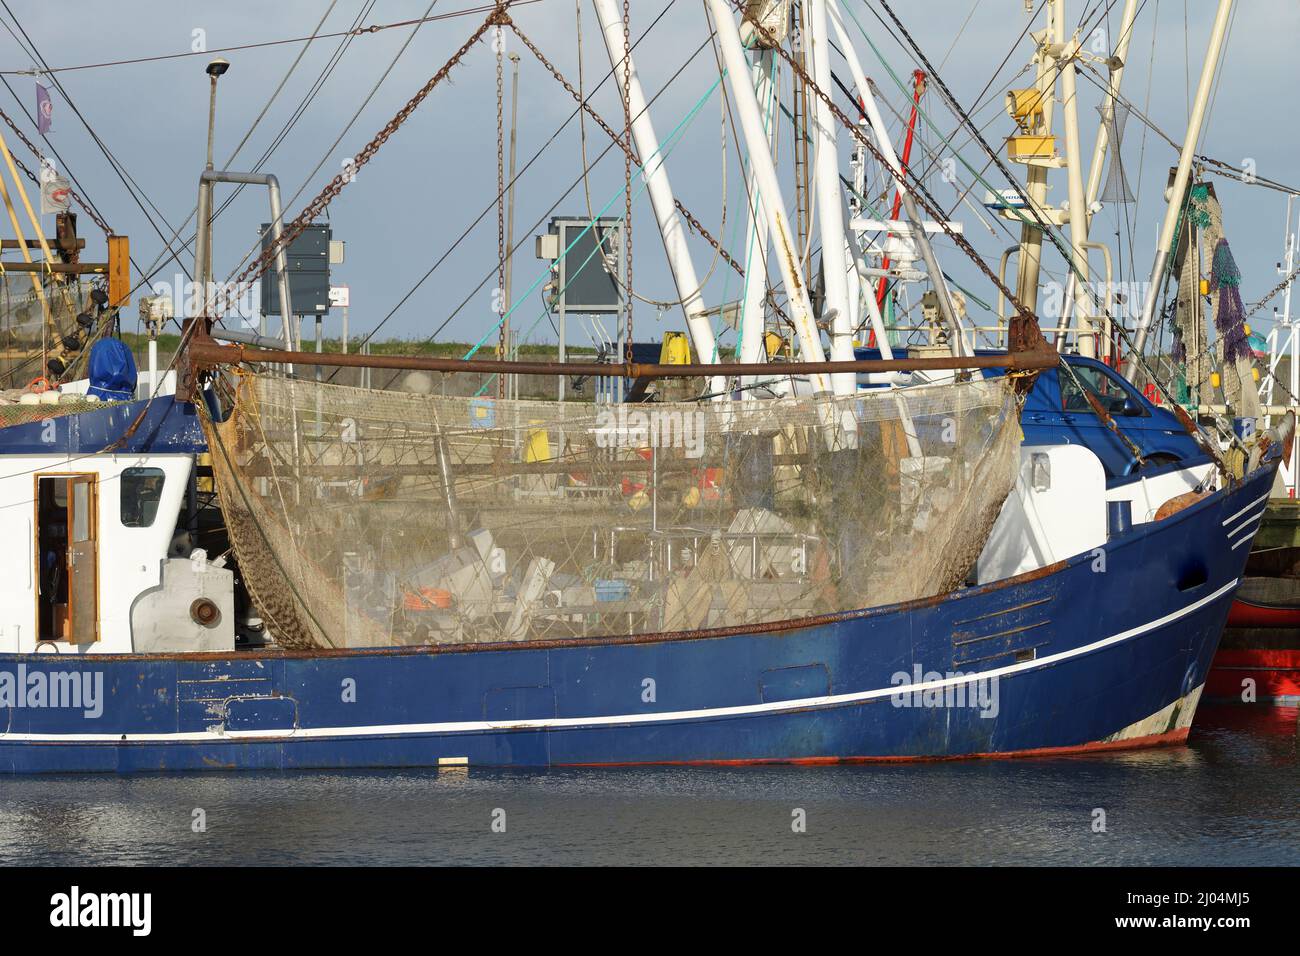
[0,395,208,456]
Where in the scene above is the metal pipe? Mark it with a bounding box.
[996,244,1019,342]
[1084,239,1113,356]
[1012,2,1062,318]
[189,336,1058,377]
[1125,0,1234,376]
[199,170,296,349]
[0,238,85,250]
[592,0,722,389]
[204,73,219,288]
[0,261,108,274]
[193,176,211,313]
[211,326,294,349]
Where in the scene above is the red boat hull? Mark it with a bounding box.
[1206,648,1300,703]
[1206,528,1300,705]
[1226,597,1300,628]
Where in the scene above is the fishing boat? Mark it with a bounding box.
[0,350,1282,771]
[0,0,1284,772]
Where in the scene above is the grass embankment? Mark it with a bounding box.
[117,332,598,359]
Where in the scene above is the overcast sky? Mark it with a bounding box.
[2,0,1297,353]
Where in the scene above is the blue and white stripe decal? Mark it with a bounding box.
[1,580,1239,744]
[1221,491,1270,528]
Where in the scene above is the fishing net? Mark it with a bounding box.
[1170,184,1210,399]
[204,372,1022,649]
[1210,238,1249,364]
[1191,187,1260,416]
[0,276,103,390]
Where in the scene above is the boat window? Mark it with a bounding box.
[121,467,166,528]
[1060,365,1145,416]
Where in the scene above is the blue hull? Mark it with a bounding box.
[0,466,1274,773]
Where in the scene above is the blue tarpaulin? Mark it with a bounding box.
[86,337,137,401]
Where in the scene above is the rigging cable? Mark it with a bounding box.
[206,0,377,238]
[0,1,546,76]
[0,2,191,280]
[127,0,344,299]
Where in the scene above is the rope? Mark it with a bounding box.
[0,1,546,75]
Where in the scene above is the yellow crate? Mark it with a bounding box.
[1008,135,1056,160]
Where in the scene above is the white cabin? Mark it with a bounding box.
[0,449,235,655]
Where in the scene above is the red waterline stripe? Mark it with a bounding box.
[556,726,1190,767]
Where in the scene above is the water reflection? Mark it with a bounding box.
[0,705,1294,866]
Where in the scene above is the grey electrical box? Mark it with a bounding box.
[547,217,622,314]
[260,223,332,316]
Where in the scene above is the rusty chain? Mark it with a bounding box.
[511,25,635,162]
[510,21,794,337]
[671,197,791,329]
[210,4,513,315]
[0,105,112,235]
[1244,260,1300,322]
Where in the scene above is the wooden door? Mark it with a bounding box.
[66,474,98,644]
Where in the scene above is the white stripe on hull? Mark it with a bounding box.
[0,580,1238,744]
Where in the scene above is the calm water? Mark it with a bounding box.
[1,704,1296,866]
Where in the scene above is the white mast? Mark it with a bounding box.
[1125,0,1234,377]
[1288,202,1299,495]
[1264,195,1298,494]
[807,0,855,394]
[1057,0,1140,352]
[738,48,776,368]
[1055,1,1095,357]
[591,0,721,389]
[709,0,830,393]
